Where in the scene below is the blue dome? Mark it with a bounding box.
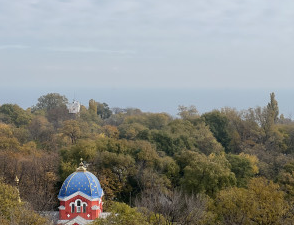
[58,171,103,199]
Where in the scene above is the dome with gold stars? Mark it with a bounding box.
[58,161,103,199]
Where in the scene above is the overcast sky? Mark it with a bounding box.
[0,0,294,89]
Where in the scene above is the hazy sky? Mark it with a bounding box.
[0,0,294,89]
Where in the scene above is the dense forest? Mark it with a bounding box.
[0,92,294,225]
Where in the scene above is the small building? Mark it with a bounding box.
[68,101,81,114]
[57,160,104,225]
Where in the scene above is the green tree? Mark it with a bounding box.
[93,151,136,201]
[145,113,171,130]
[276,162,294,201]
[32,93,69,129]
[136,142,159,168]
[118,123,147,140]
[34,93,68,111]
[157,156,180,185]
[123,113,171,130]
[177,105,199,120]
[180,152,236,197]
[277,123,294,154]
[163,119,195,150]
[202,110,231,152]
[226,153,259,187]
[92,202,149,225]
[59,161,77,181]
[0,104,31,127]
[267,92,279,124]
[150,120,224,156]
[255,93,280,140]
[61,139,97,164]
[97,103,112,119]
[193,122,225,155]
[61,120,81,144]
[150,130,179,155]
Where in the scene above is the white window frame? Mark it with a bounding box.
[69,199,88,214]
[76,200,81,213]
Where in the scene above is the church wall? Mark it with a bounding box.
[59,195,102,221]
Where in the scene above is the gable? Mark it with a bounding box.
[59,215,92,225]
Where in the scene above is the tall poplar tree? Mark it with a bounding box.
[88,99,97,116]
[267,92,279,124]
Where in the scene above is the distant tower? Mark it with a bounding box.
[57,159,104,225]
[67,100,81,115]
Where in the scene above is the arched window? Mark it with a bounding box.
[83,204,86,213]
[77,201,81,213]
[71,204,75,213]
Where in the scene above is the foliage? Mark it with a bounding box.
[202,110,231,152]
[0,104,31,127]
[89,99,98,116]
[92,202,149,225]
[118,123,147,140]
[267,92,279,124]
[103,125,120,139]
[0,123,21,150]
[0,92,293,223]
[135,189,215,225]
[61,120,81,144]
[215,177,293,225]
[226,153,259,187]
[97,102,112,119]
[276,162,294,201]
[0,179,48,224]
[33,93,68,111]
[177,105,199,120]
[180,151,236,197]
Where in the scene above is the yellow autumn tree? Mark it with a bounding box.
[0,123,20,150]
[215,177,292,225]
[0,178,48,224]
[61,120,81,144]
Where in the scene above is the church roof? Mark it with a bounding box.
[58,162,103,199]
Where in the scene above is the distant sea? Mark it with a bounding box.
[0,87,294,119]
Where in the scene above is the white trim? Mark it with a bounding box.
[91,205,100,210]
[76,199,82,206]
[75,198,82,213]
[57,216,92,225]
[57,214,108,224]
[58,191,102,202]
[58,205,65,210]
[75,199,87,207]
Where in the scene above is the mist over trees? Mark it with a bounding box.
[0,92,294,224]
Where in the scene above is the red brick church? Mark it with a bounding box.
[57,159,104,225]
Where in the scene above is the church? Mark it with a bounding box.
[57,159,104,225]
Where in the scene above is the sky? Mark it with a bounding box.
[0,0,294,89]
